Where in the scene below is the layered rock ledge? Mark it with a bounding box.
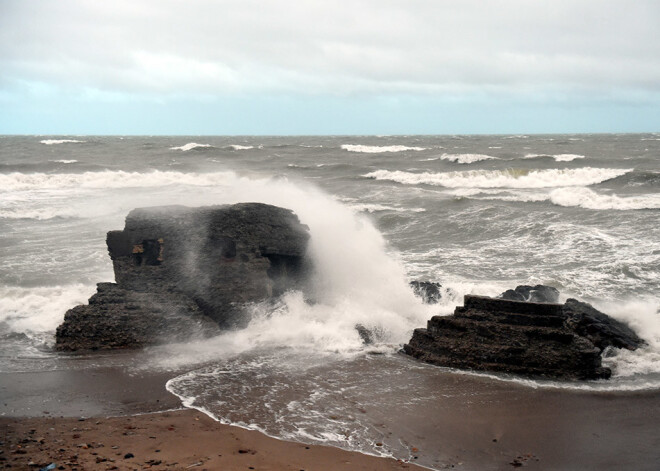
[404,292,644,380]
[56,203,310,351]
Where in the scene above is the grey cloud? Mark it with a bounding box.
[1,0,659,99]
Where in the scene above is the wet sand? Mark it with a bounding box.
[1,409,424,471]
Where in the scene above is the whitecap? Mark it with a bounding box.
[0,170,238,192]
[226,145,254,150]
[439,153,498,164]
[40,139,85,145]
[549,187,660,210]
[524,153,585,162]
[49,159,78,164]
[170,142,215,151]
[341,144,426,153]
[364,167,632,189]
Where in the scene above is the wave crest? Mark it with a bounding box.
[549,187,660,210]
[524,153,586,162]
[40,139,86,145]
[440,153,498,164]
[0,170,238,191]
[341,144,426,153]
[170,143,215,151]
[364,167,632,189]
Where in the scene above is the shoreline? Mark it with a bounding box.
[3,361,660,470]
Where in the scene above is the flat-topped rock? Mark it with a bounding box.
[404,292,645,380]
[56,203,310,351]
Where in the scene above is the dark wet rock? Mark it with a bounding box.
[498,285,560,304]
[404,295,616,380]
[56,283,221,351]
[56,203,310,351]
[410,281,442,304]
[355,324,373,345]
[563,298,644,351]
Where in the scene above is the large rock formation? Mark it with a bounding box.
[56,203,310,351]
[404,291,644,380]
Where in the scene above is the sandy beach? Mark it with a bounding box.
[0,367,427,471]
[1,409,426,471]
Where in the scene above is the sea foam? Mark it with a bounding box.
[341,144,426,153]
[364,167,632,189]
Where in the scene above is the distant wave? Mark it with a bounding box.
[348,203,426,213]
[363,167,632,189]
[0,207,77,220]
[524,153,586,162]
[549,187,660,210]
[40,139,85,145]
[0,170,237,191]
[170,142,215,151]
[224,144,255,150]
[439,153,498,164]
[49,159,78,164]
[341,144,426,153]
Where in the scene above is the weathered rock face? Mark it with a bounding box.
[56,203,310,351]
[563,298,644,351]
[404,293,644,380]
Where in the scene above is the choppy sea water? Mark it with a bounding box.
[1,134,659,468]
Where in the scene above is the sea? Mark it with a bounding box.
[1,134,659,468]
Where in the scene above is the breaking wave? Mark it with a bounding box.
[439,153,498,164]
[225,144,255,150]
[49,159,78,164]
[0,170,238,191]
[524,153,586,162]
[341,144,426,153]
[549,187,660,210]
[0,284,95,336]
[170,143,215,151]
[364,167,632,189]
[40,139,85,145]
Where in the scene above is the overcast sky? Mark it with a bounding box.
[1,0,658,134]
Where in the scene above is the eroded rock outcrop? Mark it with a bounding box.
[56,203,310,351]
[404,290,644,380]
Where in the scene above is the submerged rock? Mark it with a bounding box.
[404,292,645,380]
[56,203,310,351]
